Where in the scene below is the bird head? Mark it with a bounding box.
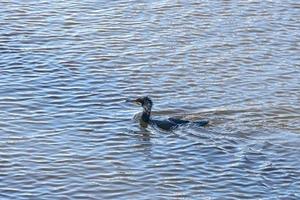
[127,96,153,111]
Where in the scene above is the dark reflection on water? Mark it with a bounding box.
[1,0,300,199]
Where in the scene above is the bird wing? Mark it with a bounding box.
[167,118,190,124]
[168,118,209,126]
[151,119,177,131]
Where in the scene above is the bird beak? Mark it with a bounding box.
[125,98,141,105]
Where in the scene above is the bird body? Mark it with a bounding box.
[128,96,209,131]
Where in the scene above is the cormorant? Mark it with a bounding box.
[127,96,209,131]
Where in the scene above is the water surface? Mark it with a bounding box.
[0,1,300,199]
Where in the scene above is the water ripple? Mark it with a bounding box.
[0,0,300,199]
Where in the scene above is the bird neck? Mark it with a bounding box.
[141,107,151,123]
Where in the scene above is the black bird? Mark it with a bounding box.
[127,96,209,131]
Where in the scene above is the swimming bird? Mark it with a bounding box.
[127,96,209,131]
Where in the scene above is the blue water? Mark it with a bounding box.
[0,1,299,199]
